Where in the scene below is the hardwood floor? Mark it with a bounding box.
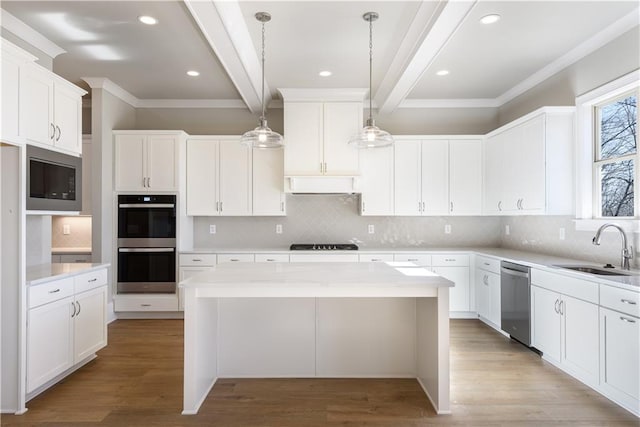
[2,319,637,426]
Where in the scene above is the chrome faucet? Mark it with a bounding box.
[592,223,634,270]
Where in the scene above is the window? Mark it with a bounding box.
[594,92,638,217]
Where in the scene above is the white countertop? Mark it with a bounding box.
[181,262,453,298]
[180,247,640,291]
[51,247,92,255]
[27,262,110,285]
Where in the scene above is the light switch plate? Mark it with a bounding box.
[505,225,510,235]
[559,227,565,240]
[368,225,375,234]
[276,224,283,234]
[63,224,70,235]
[209,224,216,234]
[444,224,452,234]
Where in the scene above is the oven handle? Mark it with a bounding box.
[118,247,176,253]
[119,204,175,208]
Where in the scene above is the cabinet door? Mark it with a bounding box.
[561,295,598,382]
[360,145,394,215]
[284,102,323,174]
[253,148,285,216]
[475,269,490,319]
[323,102,361,175]
[219,140,252,216]
[186,139,218,215]
[501,126,521,211]
[20,64,54,146]
[115,135,146,191]
[74,286,107,361]
[517,115,546,211]
[432,266,469,312]
[450,140,482,215]
[53,84,81,153]
[421,140,449,215]
[27,296,74,392]
[1,52,21,143]
[483,134,504,214]
[146,135,178,191]
[487,271,501,327]
[531,285,561,361]
[600,307,639,404]
[394,140,422,216]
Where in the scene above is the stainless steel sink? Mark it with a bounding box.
[552,265,637,276]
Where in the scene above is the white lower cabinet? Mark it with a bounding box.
[27,268,108,393]
[178,253,217,311]
[474,256,501,329]
[431,255,470,315]
[531,285,562,361]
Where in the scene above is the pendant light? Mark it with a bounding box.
[348,12,394,149]
[241,12,284,149]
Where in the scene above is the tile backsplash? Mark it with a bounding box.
[52,216,92,248]
[194,195,502,249]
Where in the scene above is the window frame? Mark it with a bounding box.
[592,90,638,219]
[575,70,640,232]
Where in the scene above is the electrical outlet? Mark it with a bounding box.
[276,224,283,234]
[559,227,565,240]
[368,224,375,234]
[444,224,452,234]
[209,224,216,234]
[505,225,510,235]
[63,224,70,235]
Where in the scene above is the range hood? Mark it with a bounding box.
[284,175,361,194]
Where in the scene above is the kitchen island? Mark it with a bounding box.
[181,261,453,415]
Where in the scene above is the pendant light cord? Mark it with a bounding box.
[368,16,373,124]
[261,20,266,122]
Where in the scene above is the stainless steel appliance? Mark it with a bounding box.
[500,261,531,346]
[26,145,82,212]
[117,195,176,293]
[290,243,359,250]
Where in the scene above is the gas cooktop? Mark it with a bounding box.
[289,243,359,251]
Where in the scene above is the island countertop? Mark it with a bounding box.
[180,261,453,298]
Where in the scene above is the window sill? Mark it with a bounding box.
[573,218,640,233]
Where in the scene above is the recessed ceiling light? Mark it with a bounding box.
[319,70,332,77]
[480,14,501,25]
[436,70,450,76]
[186,70,200,77]
[138,15,158,25]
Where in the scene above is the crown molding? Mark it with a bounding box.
[279,88,368,102]
[81,77,139,107]
[136,99,247,109]
[496,9,639,106]
[0,9,66,59]
[399,98,500,109]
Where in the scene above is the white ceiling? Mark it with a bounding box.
[1,0,638,113]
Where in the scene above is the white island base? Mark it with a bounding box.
[182,262,452,415]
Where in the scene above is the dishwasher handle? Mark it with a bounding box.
[500,266,530,279]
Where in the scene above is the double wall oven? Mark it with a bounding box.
[117,195,176,293]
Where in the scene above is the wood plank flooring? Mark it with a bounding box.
[2,319,637,426]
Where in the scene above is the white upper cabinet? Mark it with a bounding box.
[114,131,184,192]
[186,138,252,216]
[20,62,85,155]
[360,144,394,216]
[483,107,574,215]
[449,140,482,215]
[394,138,481,216]
[253,148,286,216]
[281,89,365,177]
[1,39,36,145]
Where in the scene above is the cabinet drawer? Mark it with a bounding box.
[59,254,92,263]
[74,268,108,294]
[531,269,599,304]
[114,295,178,312]
[290,254,359,263]
[29,278,74,308]
[179,253,217,266]
[600,285,640,317]
[217,253,255,263]
[359,254,394,263]
[432,254,469,267]
[476,255,500,274]
[393,254,432,266]
[255,254,290,263]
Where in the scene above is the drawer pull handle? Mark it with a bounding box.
[88,278,97,282]
[266,259,276,262]
[371,259,381,262]
[141,304,152,307]
[484,262,490,266]
[445,259,455,262]
[408,259,418,262]
[620,316,636,323]
[621,299,637,305]
[49,288,61,294]
[192,259,202,262]
[230,259,239,262]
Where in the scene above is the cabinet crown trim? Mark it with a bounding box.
[279,88,368,102]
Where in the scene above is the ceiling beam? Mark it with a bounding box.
[376,0,477,115]
[183,0,269,114]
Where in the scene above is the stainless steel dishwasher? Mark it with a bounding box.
[500,261,531,346]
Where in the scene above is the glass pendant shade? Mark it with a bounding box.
[348,119,394,148]
[241,118,283,149]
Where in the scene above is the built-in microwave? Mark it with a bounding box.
[26,145,82,212]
